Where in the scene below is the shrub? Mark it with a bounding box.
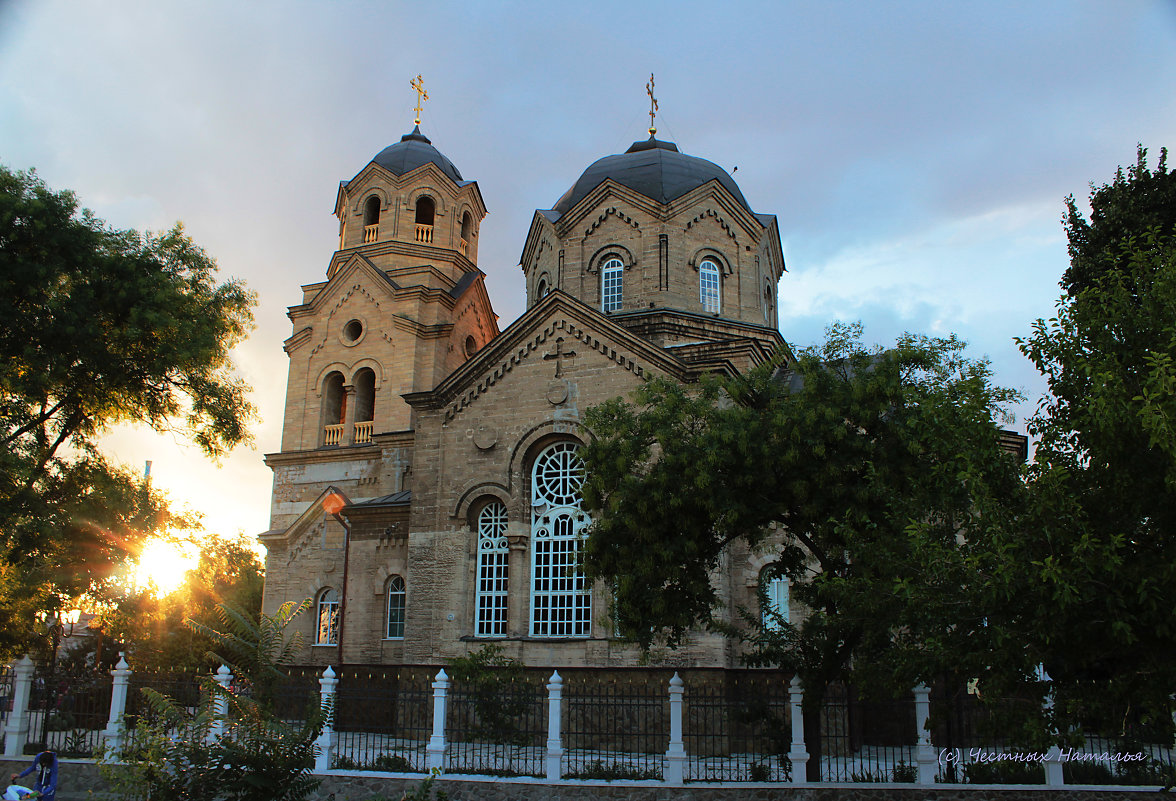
[892,761,917,782]
[964,759,1046,784]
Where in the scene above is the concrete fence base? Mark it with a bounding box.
[2,758,1164,801]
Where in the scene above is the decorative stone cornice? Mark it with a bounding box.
[585,206,640,237]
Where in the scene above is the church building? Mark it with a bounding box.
[259,102,792,669]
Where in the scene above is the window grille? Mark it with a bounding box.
[316,588,340,644]
[476,501,509,637]
[530,442,591,637]
[602,257,623,312]
[386,575,406,639]
[700,258,721,313]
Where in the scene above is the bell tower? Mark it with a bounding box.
[266,101,498,534]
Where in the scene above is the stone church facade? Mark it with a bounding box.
[260,124,793,669]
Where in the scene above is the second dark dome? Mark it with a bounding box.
[372,126,464,184]
[552,137,750,217]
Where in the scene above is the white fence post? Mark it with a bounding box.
[426,668,449,771]
[208,664,232,744]
[545,670,563,781]
[3,655,35,756]
[665,672,687,785]
[913,683,937,784]
[314,666,338,772]
[102,652,133,754]
[788,675,810,784]
[1041,668,1064,787]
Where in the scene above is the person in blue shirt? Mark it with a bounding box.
[9,751,56,800]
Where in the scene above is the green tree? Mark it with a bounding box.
[581,324,1026,779]
[1010,146,1176,735]
[99,600,321,801]
[1062,145,1176,296]
[92,534,265,672]
[0,165,256,655]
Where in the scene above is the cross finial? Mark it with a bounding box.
[410,74,429,126]
[646,73,658,137]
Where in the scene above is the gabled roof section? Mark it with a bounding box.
[403,290,696,421]
[258,485,352,545]
[291,253,401,318]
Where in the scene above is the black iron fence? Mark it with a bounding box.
[681,677,790,782]
[330,667,431,772]
[562,675,667,780]
[819,684,917,783]
[28,666,111,757]
[3,657,1174,789]
[446,672,546,777]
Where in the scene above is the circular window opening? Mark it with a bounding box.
[343,319,364,343]
[464,335,478,358]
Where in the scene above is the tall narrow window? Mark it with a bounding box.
[363,196,380,243]
[386,576,406,639]
[353,368,375,444]
[316,588,340,644]
[459,211,473,255]
[322,372,346,446]
[762,572,789,631]
[415,196,435,243]
[476,501,509,637]
[530,442,591,637]
[700,258,721,314]
[601,258,623,313]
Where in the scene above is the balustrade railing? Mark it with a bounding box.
[354,420,373,444]
[458,237,468,256]
[324,423,344,446]
[364,224,379,243]
[415,223,433,244]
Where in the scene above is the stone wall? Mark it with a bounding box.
[12,759,1160,801]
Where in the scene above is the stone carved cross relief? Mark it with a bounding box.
[543,337,577,378]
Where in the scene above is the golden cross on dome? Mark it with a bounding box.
[411,74,429,125]
[646,73,658,136]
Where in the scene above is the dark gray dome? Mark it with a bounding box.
[372,126,463,183]
[552,137,750,217]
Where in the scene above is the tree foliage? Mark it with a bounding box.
[1009,146,1176,732]
[187,598,310,713]
[0,164,256,654]
[581,324,1026,775]
[1063,145,1176,296]
[91,534,265,672]
[99,600,320,801]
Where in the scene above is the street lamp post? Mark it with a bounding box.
[34,608,81,750]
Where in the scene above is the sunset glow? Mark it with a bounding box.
[134,539,197,595]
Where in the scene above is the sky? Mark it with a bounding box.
[2,0,1175,541]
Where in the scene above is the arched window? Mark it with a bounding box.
[535,276,549,301]
[353,368,375,444]
[322,371,346,446]
[601,257,623,313]
[363,196,380,243]
[316,588,340,644]
[700,258,721,314]
[414,196,435,243]
[530,442,591,637]
[761,570,789,632]
[459,211,473,255]
[475,501,509,637]
[385,576,406,639]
